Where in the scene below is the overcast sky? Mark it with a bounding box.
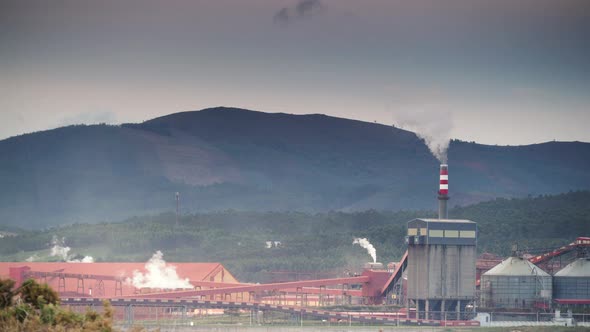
[1,0,589,145]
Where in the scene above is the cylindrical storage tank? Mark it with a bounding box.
[480,257,552,309]
[553,258,590,300]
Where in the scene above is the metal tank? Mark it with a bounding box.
[481,256,552,309]
[553,258,590,303]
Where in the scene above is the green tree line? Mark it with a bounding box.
[0,191,589,282]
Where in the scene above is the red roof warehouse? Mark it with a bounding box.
[0,262,238,298]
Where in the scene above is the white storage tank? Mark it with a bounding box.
[481,256,552,309]
[553,258,590,303]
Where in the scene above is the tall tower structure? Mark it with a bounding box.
[438,164,449,219]
[175,192,180,226]
[405,164,477,320]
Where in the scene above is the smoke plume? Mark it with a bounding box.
[25,255,38,262]
[49,236,94,263]
[50,236,71,260]
[128,251,193,289]
[353,238,377,263]
[274,0,323,24]
[392,105,453,164]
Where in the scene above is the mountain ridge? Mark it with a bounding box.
[1,107,590,229]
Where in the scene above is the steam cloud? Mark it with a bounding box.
[353,238,377,263]
[50,236,94,263]
[128,251,193,289]
[274,0,323,24]
[25,255,38,262]
[393,106,453,164]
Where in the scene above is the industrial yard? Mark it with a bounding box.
[2,1,590,330]
[1,164,588,329]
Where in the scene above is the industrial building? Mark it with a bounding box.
[405,164,477,319]
[0,161,587,327]
[480,256,552,309]
[0,262,238,298]
[406,218,477,318]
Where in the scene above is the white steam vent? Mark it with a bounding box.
[353,237,377,263]
[49,235,94,263]
[128,251,193,289]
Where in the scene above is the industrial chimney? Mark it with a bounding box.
[438,164,449,219]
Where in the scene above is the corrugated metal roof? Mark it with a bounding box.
[0,262,224,281]
[555,258,590,277]
[416,218,475,224]
[483,256,550,277]
[0,262,237,297]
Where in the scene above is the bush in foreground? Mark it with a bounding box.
[0,277,128,332]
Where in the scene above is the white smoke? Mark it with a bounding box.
[127,251,193,289]
[25,255,38,262]
[50,236,72,260]
[68,256,95,263]
[353,238,377,263]
[392,104,454,164]
[49,236,94,263]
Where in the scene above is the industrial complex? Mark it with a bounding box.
[1,164,589,327]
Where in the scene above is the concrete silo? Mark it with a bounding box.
[481,256,552,309]
[553,258,590,307]
[406,218,477,319]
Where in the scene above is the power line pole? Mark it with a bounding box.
[175,192,180,226]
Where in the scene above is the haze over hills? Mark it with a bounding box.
[1,107,590,229]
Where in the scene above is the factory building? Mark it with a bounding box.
[406,218,477,319]
[405,164,477,319]
[0,262,239,298]
[553,258,590,307]
[480,256,552,309]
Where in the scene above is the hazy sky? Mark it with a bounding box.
[1,0,589,145]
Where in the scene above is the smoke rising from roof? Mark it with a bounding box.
[128,251,193,289]
[49,235,94,263]
[353,238,377,263]
[50,236,71,261]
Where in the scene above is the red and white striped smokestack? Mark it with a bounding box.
[438,164,449,219]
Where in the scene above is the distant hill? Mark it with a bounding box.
[1,107,590,229]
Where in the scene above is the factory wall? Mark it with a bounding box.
[407,244,476,300]
[481,275,552,309]
[553,258,590,301]
[553,277,590,300]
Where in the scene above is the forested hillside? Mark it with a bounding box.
[1,191,588,282]
[1,107,590,229]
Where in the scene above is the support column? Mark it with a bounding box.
[115,280,123,297]
[425,300,429,320]
[342,283,349,305]
[58,276,66,293]
[456,300,461,320]
[296,287,302,306]
[441,300,445,322]
[76,278,85,295]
